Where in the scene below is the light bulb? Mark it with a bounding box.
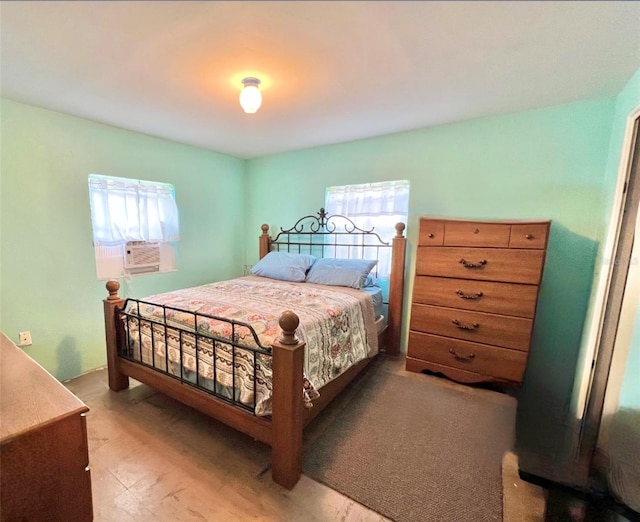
[239,78,262,114]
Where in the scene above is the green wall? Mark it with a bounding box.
[0,98,246,381]
[245,96,617,482]
[245,98,616,339]
[246,97,614,252]
[620,305,640,409]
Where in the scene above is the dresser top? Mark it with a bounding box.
[420,216,551,225]
[0,332,88,443]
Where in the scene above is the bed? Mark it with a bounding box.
[103,208,406,488]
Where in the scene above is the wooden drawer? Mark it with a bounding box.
[416,246,545,284]
[443,221,511,247]
[408,331,527,382]
[509,223,549,249]
[410,303,533,351]
[1,413,93,521]
[419,219,444,246]
[1,334,93,522]
[412,276,539,318]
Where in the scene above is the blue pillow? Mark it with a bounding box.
[251,251,316,282]
[305,258,378,289]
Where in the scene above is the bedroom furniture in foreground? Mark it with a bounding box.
[0,332,93,521]
[103,209,406,489]
[407,217,550,384]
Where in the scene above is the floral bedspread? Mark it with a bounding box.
[123,276,377,416]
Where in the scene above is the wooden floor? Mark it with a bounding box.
[65,360,392,522]
[64,356,546,522]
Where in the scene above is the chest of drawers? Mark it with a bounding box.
[1,332,93,521]
[406,218,550,384]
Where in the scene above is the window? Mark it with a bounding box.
[88,174,179,279]
[325,180,409,276]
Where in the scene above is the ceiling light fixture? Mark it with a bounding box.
[239,77,262,114]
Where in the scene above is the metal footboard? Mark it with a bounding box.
[117,298,272,415]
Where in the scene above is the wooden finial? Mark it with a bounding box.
[106,280,120,300]
[395,222,406,238]
[259,224,271,259]
[278,310,300,345]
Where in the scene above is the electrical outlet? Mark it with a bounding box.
[18,331,32,346]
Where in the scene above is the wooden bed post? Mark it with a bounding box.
[270,310,305,489]
[259,224,270,259]
[386,222,406,356]
[103,280,129,391]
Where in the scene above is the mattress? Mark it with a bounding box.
[362,284,384,319]
[123,276,378,416]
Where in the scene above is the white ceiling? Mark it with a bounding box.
[1,1,639,159]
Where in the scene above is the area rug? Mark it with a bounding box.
[303,365,516,522]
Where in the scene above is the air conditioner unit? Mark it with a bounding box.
[124,241,161,273]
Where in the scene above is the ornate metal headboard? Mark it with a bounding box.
[259,208,394,278]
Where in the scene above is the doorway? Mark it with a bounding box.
[580,109,640,512]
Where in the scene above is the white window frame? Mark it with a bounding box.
[325,180,409,277]
[88,174,179,279]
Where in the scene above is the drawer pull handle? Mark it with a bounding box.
[449,348,475,362]
[525,234,534,240]
[428,233,435,238]
[456,290,483,300]
[474,228,480,234]
[452,319,479,331]
[459,258,487,269]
